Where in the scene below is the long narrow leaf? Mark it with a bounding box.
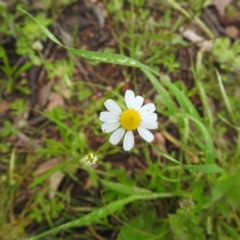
[192,63,213,132]
[151,144,223,173]
[185,164,224,173]
[163,78,201,120]
[25,192,174,240]
[101,180,174,197]
[215,69,237,124]
[141,68,177,113]
[175,112,215,164]
[19,8,148,69]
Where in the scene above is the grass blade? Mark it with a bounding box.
[192,61,214,132]
[141,68,177,114]
[25,192,174,240]
[101,180,174,197]
[19,8,148,69]
[151,143,223,173]
[175,112,215,164]
[215,69,236,124]
[185,164,224,173]
[162,78,201,120]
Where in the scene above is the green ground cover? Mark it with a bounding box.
[0,0,240,239]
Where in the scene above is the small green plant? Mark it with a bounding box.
[0,46,31,93]
[105,0,184,72]
[212,37,240,73]
[15,11,52,66]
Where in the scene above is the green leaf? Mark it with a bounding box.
[192,63,213,133]
[141,69,177,114]
[169,209,205,240]
[151,144,184,166]
[163,78,201,120]
[25,195,137,240]
[175,112,215,164]
[151,144,223,173]
[25,192,175,240]
[19,9,63,46]
[101,180,174,198]
[101,179,153,195]
[19,8,148,69]
[117,211,166,240]
[215,69,237,124]
[209,169,240,208]
[185,164,224,174]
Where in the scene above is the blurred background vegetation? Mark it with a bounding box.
[0,0,240,239]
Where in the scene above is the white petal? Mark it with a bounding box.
[104,100,122,115]
[137,126,154,142]
[141,113,158,122]
[134,96,144,110]
[140,121,158,129]
[123,131,134,151]
[109,128,125,145]
[139,103,156,115]
[101,122,120,133]
[125,90,135,109]
[99,112,119,123]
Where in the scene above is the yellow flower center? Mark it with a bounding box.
[120,109,141,131]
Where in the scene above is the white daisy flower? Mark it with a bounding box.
[99,90,158,151]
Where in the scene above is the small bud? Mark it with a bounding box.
[32,40,43,51]
[81,153,98,166]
